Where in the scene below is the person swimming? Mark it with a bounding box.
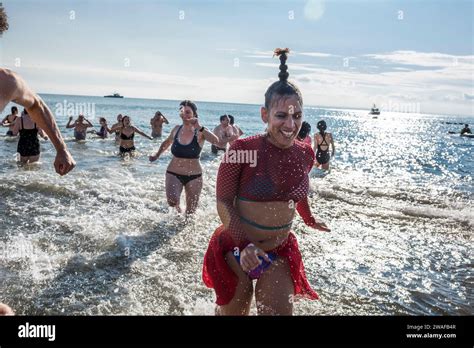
[202,48,330,316]
[11,109,48,164]
[109,115,153,156]
[297,121,312,145]
[1,106,18,136]
[314,120,335,170]
[66,114,94,140]
[149,100,219,215]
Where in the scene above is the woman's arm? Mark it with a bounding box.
[66,117,75,129]
[11,116,21,136]
[38,128,48,140]
[1,115,10,126]
[133,127,153,140]
[149,126,177,161]
[109,124,122,133]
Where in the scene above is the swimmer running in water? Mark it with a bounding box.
[0,4,75,175]
[313,120,335,170]
[212,114,240,154]
[150,111,169,138]
[11,109,48,164]
[1,106,18,136]
[110,115,153,156]
[149,100,219,215]
[202,48,330,316]
[66,114,94,140]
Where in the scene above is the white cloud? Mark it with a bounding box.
[304,0,325,21]
[299,52,338,58]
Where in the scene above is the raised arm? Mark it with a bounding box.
[149,126,177,161]
[85,118,94,127]
[66,117,75,129]
[0,69,75,175]
[162,115,169,124]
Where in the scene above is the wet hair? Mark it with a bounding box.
[155,111,163,117]
[317,120,327,134]
[465,124,469,127]
[228,115,235,125]
[220,114,230,122]
[179,100,198,117]
[0,5,8,35]
[11,106,18,114]
[298,121,311,140]
[99,117,106,123]
[264,48,303,110]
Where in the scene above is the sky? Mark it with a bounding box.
[0,0,473,116]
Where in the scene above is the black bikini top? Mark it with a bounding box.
[171,125,202,159]
[120,130,135,140]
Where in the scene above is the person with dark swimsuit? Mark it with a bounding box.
[11,109,48,163]
[202,48,330,316]
[149,100,219,215]
[1,106,18,136]
[313,120,335,170]
[87,117,110,139]
[109,115,152,156]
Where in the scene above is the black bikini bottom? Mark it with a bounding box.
[166,171,202,186]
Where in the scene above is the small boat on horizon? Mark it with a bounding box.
[369,104,380,117]
[104,92,124,98]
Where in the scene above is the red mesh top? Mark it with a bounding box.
[216,134,317,247]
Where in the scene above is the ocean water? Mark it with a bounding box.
[0,94,472,315]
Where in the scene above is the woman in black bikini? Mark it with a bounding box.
[149,100,219,215]
[313,120,335,170]
[110,115,152,156]
[11,109,48,164]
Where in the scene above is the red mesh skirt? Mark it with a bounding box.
[202,225,319,306]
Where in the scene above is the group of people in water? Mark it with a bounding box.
[1,5,336,316]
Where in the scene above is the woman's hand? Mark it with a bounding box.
[0,303,14,316]
[239,243,271,272]
[190,118,201,130]
[149,154,159,162]
[309,218,331,232]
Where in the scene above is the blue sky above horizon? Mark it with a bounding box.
[0,0,473,115]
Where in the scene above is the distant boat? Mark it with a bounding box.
[369,104,380,115]
[104,92,124,98]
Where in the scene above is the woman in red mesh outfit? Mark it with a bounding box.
[202,48,330,315]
